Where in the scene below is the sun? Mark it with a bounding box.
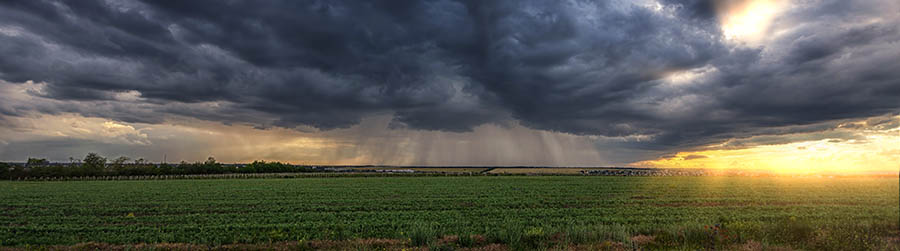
[719,0,785,44]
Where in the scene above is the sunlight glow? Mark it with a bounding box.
[637,116,900,175]
[719,0,785,44]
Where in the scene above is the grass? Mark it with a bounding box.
[352,167,490,173]
[487,167,603,174]
[0,176,897,250]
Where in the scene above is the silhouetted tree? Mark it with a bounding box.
[111,156,130,173]
[82,153,107,176]
[0,162,10,179]
[205,156,217,165]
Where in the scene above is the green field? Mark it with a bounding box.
[352,167,490,173]
[1,176,898,250]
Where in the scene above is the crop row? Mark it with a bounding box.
[1,176,897,249]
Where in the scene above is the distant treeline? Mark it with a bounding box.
[0,153,321,180]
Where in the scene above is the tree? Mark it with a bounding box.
[205,156,217,165]
[82,153,107,175]
[111,156,131,172]
[112,156,129,166]
[0,162,9,179]
[110,156,130,174]
[83,153,107,168]
[199,156,223,174]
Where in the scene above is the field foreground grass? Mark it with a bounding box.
[1,176,898,250]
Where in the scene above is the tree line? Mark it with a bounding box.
[0,153,321,180]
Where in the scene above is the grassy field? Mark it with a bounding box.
[487,168,603,174]
[352,167,490,173]
[1,176,897,250]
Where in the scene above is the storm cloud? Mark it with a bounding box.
[1,0,899,161]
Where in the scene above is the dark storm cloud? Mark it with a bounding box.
[659,0,717,20]
[0,0,899,156]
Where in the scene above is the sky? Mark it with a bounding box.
[0,0,898,173]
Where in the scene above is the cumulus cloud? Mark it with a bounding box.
[0,0,899,163]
